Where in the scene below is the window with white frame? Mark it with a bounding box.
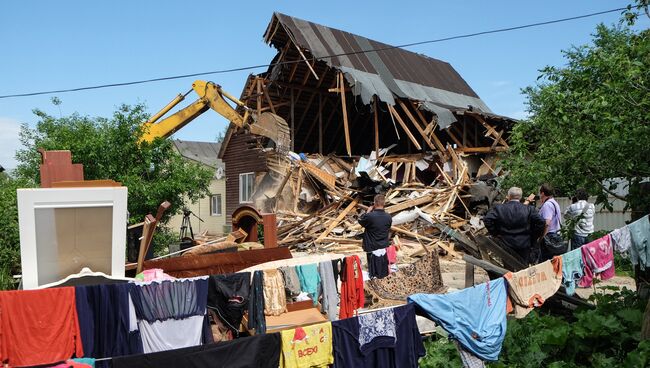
[239,173,255,203]
[210,194,222,216]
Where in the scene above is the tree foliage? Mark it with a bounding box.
[0,175,28,289]
[502,25,650,210]
[15,103,213,224]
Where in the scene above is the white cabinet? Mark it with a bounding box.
[17,187,127,289]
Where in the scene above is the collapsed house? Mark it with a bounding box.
[219,13,516,234]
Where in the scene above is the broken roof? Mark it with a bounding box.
[265,12,493,118]
[173,139,223,169]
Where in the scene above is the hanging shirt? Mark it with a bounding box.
[279,266,302,297]
[138,315,205,353]
[75,283,142,366]
[579,235,615,287]
[0,287,84,367]
[263,269,288,316]
[504,257,563,318]
[130,277,208,322]
[561,249,584,296]
[339,256,365,320]
[611,226,632,254]
[408,278,508,362]
[629,215,650,270]
[358,308,396,354]
[332,304,424,368]
[318,261,339,321]
[248,270,266,334]
[297,264,321,306]
[279,322,333,368]
[454,341,486,368]
[112,333,281,368]
[207,272,250,336]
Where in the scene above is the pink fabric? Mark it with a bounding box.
[136,268,176,282]
[579,235,615,287]
[386,245,397,264]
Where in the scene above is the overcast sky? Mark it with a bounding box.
[1,0,647,170]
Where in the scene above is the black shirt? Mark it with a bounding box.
[483,200,546,250]
[358,208,392,252]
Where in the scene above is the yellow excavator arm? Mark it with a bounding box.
[140,80,290,152]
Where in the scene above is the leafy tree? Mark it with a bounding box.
[15,103,213,224]
[0,175,27,289]
[502,24,650,211]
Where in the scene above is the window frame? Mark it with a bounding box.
[210,194,222,216]
[239,172,255,204]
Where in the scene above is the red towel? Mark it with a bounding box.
[338,256,365,319]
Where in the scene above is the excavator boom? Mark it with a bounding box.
[140,80,290,152]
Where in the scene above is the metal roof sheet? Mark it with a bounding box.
[173,140,223,169]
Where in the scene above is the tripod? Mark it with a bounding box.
[179,208,204,249]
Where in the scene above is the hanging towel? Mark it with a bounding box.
[207,272,250,336]
[611,226,632,254]
[579,235,615,287]
[297,263,321,305]
[279,322,333,368]
[561,249,584,296]
[318,260,339,321]
[263,269,288,316]
[130,277,208,322]
[279,266,302,297]
[504,257,563,318]
[0,287,84,367]
[138,315,205,353]
[408,278,508,362]
[248,270,266,334]
[339,255,365,319]
[358,308,396,354]
[629,215,650,270]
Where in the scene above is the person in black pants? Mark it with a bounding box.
[358,194,392,278]
[483,187,546,264]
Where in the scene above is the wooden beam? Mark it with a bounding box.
[290,88,295,151]
[256,77,262,116]
[491,129,505,149]
[397,99,437,151]
[294,91,317,134]
[261,84,276,114]
[470,113,509,147]
[456,146,508,153]
[299,98,334,153]
[373,96,380,154]
[291,41,319,81]
[390,226,460,258]
[446,126,464,147]
[294,167,303,212]
[339,72,352,156]
[315,197,359,243]
[465,261,475,288]
[384,194,434,214]
[387,104,422,150]
[318,94,323,154]
[411,102,446,153]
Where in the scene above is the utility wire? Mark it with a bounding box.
[0,6,632,99]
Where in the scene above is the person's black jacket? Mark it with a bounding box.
[483,200,546,250]
[358,208,392,252]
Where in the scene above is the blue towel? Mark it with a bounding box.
[408,278,508,361]
[561,248,584,296]
[296,264,321,305]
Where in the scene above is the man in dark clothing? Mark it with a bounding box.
[358,194,392,278]
[483,187,546,264]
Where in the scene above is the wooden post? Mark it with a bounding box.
[256,77,262,116]
[465,262,475,288]
[290,88,295,151]
[318,94,323,154]
[373,95,379,154]
[339,72,352,156]
[387,104,422,150]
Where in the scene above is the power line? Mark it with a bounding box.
[0,6,631,100]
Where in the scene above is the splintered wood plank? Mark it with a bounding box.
[411,101,446,153]
[374,95,380,154]
[339,73,352,156]
[315,197,359,243]
[397,99,437,151]
[387,104,422,150]
[384,194,435,214]
[301,161,337,191]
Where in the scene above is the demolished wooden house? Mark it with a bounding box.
[219,13,517,228]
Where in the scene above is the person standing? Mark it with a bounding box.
[538,183,566,260]
[358,194,392,279]
[484,187,546,264]
[564,188,595,249]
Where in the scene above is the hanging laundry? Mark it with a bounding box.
[248,270,267,334]
[505,257,563,318]
[138,315,206,353]
[579,235,615,287]
[49,359,95,367]
[367,248,389,279]
[0,287,84,367]
[408,278,508,362]
[279,322,333,368]
[629,215,650,270]
[453,341,486,368]
[112,333,282,368]
[71,358,97,367]
[611,226,632,254]
[332,304,424,367]
[135,268,175,282]
[279,266,302,298]
[297,263,321,305]
[264,269,288,316]
[75,283,142,366]
[386,245,398,273]
[339,255,365,319]
[130,277,208,322]
[319,260,339,321]
[207,272,250,336]
[358,308,396,354]
[331,258,343,287]
[561,249,584,296]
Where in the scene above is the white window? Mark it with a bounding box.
[210,194,222,216]
[239,172,255,203]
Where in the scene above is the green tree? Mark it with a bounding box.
[0,175,28,289]
[503,24,650,210]
[15,103,213,224]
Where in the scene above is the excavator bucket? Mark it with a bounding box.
[250,112,292,153]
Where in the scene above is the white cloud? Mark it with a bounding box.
[0,117,22,171]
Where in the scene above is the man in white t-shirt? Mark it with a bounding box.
[564,188,595,249]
